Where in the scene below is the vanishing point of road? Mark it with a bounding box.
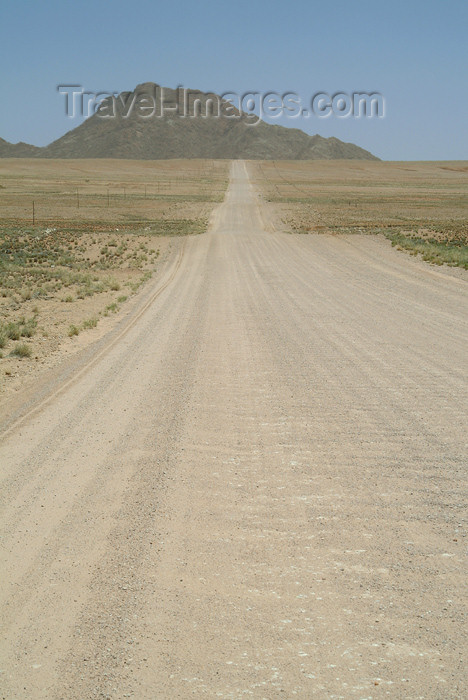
[1,162,467,699]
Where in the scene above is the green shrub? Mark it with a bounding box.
[5,322,21,340]
[11,342,32,358]
[21,317,37,338]
[81,317,98,329]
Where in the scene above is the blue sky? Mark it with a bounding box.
[1,0,467,160]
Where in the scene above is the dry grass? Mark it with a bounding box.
[0,158,228,223]
[251,160,468,268]
[0,159,229,376]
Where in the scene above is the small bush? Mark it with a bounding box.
[21,317,37,338]
[68,324,80,337]
[82,317,98,329]
[5,322,21,340]
[11,342,32,358]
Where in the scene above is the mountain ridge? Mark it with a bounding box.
[0,82,380,161]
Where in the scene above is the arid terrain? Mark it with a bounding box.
[0,161,467,699]
[251,160,468,268]
[0,159,228,396]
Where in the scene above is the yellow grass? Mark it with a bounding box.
[252,160,467,233]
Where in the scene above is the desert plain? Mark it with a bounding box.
[0,158,467,699]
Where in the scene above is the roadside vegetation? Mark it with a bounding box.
[385,227,468,269]
[0,159,229,384]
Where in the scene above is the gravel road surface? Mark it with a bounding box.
[1,162,467,699]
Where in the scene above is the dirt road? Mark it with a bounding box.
[1,162,467,699]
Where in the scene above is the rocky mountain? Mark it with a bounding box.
[0,83,379,160]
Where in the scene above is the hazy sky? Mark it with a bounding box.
[1,0,467,160]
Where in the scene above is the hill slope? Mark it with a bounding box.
[0,83,379,160]
[0,137,41,158]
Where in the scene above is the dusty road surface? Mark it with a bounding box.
[1,162,467,699]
